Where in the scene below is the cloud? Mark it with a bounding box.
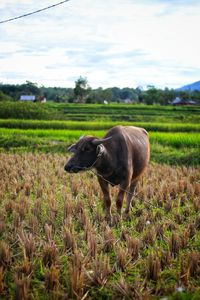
[0,0,199,88]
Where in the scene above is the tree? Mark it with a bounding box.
[162,88,176,105]
[0,83,21,100]
[179,91,190,102]
[102,88,113,103]
[191,90,200,104]
[21,81,40,96]
[74,76,91,103]
[143,86,164,105]
[111,87,121,102]
[0,91,13,101]
[86,88,112,104]
[120,88,136,101]
[135,86,144,103]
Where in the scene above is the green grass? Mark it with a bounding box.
[0,101,53,119]
[0,128,199,165]
[151,143,200,165]
[0,128,200,147]
[1,102,200,123]
[0,102,199,165]
[0,119,200,132]
[150,132,200,148]
[45,102,200,123]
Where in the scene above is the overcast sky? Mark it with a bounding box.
[0,0,199,89]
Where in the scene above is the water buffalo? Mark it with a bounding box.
[64,126,150,223]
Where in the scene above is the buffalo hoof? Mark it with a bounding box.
[123,212,131,221]
[105,214,113,226]
[112,214,122,226]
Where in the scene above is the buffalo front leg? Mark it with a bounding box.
[98,177,112,223]
[116,179,130,217]
[124,180,137,216]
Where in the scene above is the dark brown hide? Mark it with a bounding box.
[64,126,150,222]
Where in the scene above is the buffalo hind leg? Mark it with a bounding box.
[124,180,137,218]
[98,177,112,223]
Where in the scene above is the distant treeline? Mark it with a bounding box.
[0,80,200,105]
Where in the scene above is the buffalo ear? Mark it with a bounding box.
[96,144,105,157]
[68,144,76,153]
[92,136,112,146]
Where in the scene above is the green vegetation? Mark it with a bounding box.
[0,101,200,123]
[44,102,200,123]
[0,119,200,132]
[0,128,199,149]
[0,91,13,102]
[0,102,199,165]
[1,80,200,105]
[0,101,53,120]
[1,128,199,165]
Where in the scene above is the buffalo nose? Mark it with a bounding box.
[64,164,72,172]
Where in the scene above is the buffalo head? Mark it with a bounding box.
[64,135,111,173]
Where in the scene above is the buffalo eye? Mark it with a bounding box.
[83,144,92,152]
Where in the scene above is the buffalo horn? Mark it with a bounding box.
[79,135,85,140]
[92,136,112,146]
[68,144,76,153]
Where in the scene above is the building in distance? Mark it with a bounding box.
[19,95,36,101]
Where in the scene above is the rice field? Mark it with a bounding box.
[0,125,199,165]
[0,153,200,299]
[0,119,200,132]
[1,102,200,123]
[0,103,200,299]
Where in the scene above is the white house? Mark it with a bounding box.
[172,97,182,105]
[172,97,196,106]
[20,95,36,101]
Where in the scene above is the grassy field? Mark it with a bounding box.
[0,116,199,165]
[0,153,200,299]
[0,119,200,132]
[0,102,200,299]
[1,101,200,122]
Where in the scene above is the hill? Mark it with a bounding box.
[178,80,200,91]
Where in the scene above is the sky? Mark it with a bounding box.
[0,0,200,89]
